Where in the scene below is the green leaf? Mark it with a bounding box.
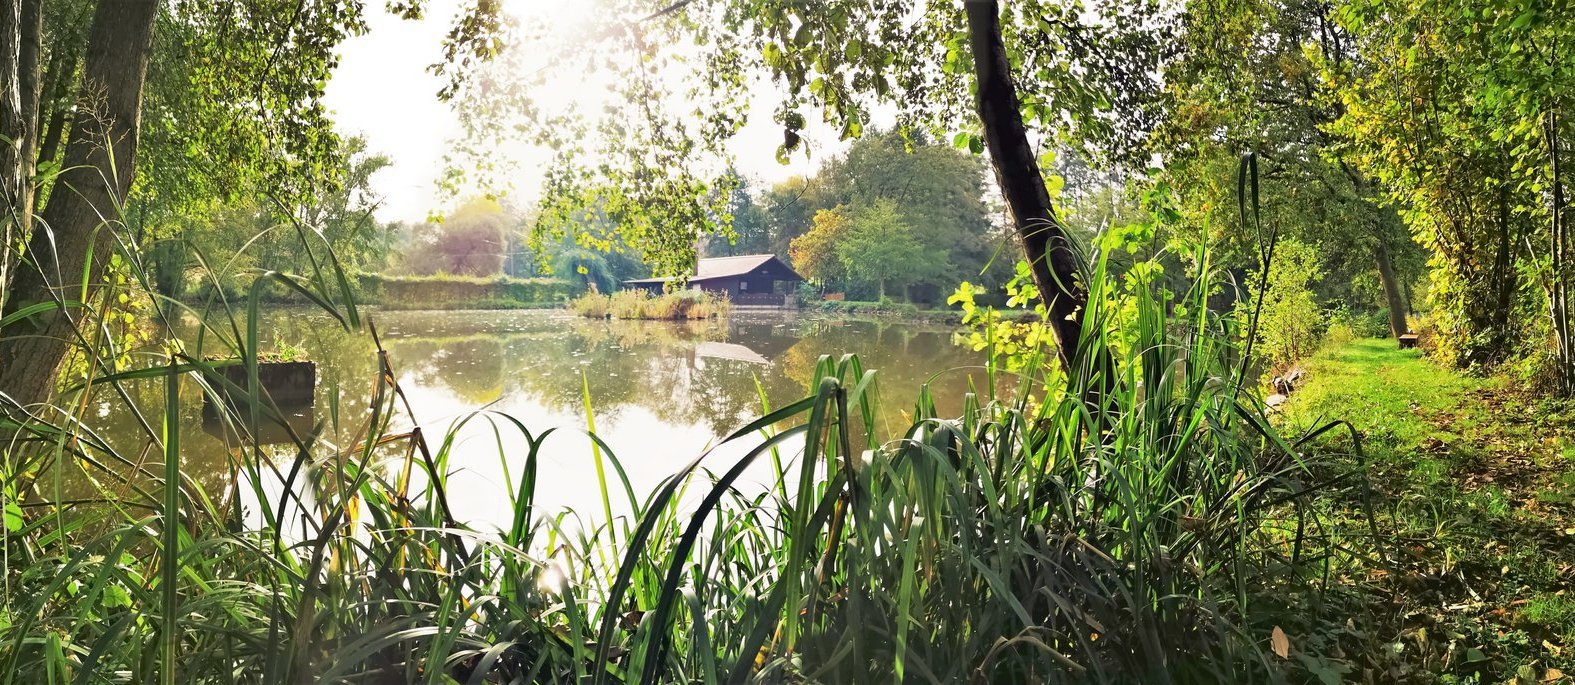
[2,500,21,531]
[793,22,812,47]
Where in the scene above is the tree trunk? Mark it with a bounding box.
[1374,238,1407,339]
[964,0,1087,371]
[16,0,38,219]
[0,0,24,312]
[0,0,159,408]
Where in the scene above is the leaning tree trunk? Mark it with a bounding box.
[1374,238,1408,339]
[0,0,159,408]
[963,0,1088,372]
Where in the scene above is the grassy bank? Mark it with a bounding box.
[570,289,730,320]
[1280,339,1575,681]
[806,299,1039,325]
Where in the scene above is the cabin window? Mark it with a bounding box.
[739,280,749,292]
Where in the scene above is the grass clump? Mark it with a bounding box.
[570,289,730,320]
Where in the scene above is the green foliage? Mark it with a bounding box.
[1157,0,1423,344]
[356,273,574,310]
[770,130,1008,297]
[133,0,369,225]
[397,197,511,277]
[157,137,395,299]
[703,169,771,256]
[0,236,1346,683]
[950,260,1058,372]
[1332,0,1573,370]
[1240,238,1327,371]
[788,207,853,286]
[550,247,618,295]
[834,198,947,300]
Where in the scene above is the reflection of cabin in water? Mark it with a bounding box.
[624,254,802,306]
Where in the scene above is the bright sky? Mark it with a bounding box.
[323,1,851,223]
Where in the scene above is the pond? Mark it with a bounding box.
[83,308,1002,528]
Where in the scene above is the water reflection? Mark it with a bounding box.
[90,309,998,527]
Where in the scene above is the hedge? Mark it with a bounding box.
[355,273,577,309]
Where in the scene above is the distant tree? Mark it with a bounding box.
[551,247,618,294]
[704,170,770,257]
[760,176,833,256]
[836,199,946,300]
[762,130,1008,294]
[400,198,508,277]
[789,207,855,288]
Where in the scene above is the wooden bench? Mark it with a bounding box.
[1398,333,1419,349]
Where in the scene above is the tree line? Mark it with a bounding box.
[2,0,1573,405]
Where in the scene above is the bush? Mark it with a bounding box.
[1240,239,1325,371]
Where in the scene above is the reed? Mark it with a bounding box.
[0,249,1347,685]
[570,289,731,320]
[0,175,1351,681]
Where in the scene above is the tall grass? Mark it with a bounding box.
[570,289,731,320]
[0,210,1349,682]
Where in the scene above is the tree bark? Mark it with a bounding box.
[1373,238,1407,339]
[16,0,38,214]
[0,0,159,408]
[964,0,1087,371]
[0,0,24,313]
[34,41,79,196]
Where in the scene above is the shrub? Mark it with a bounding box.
[568,291,612,318]
[1240,238,1325,371]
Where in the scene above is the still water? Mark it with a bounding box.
[90,308,998,528]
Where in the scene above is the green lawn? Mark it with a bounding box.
[1282,339,1575,683]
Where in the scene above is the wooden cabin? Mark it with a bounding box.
[624,254,803,306]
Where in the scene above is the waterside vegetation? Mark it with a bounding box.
[569,289,732,321]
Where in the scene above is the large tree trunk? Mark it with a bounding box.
[0,0,158,408]
[964,0,1087,371]
[0,0,27,313]
[1373,238,1408,339]
[16,0,39,223]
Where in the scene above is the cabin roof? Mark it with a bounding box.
[624,254,801,284]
